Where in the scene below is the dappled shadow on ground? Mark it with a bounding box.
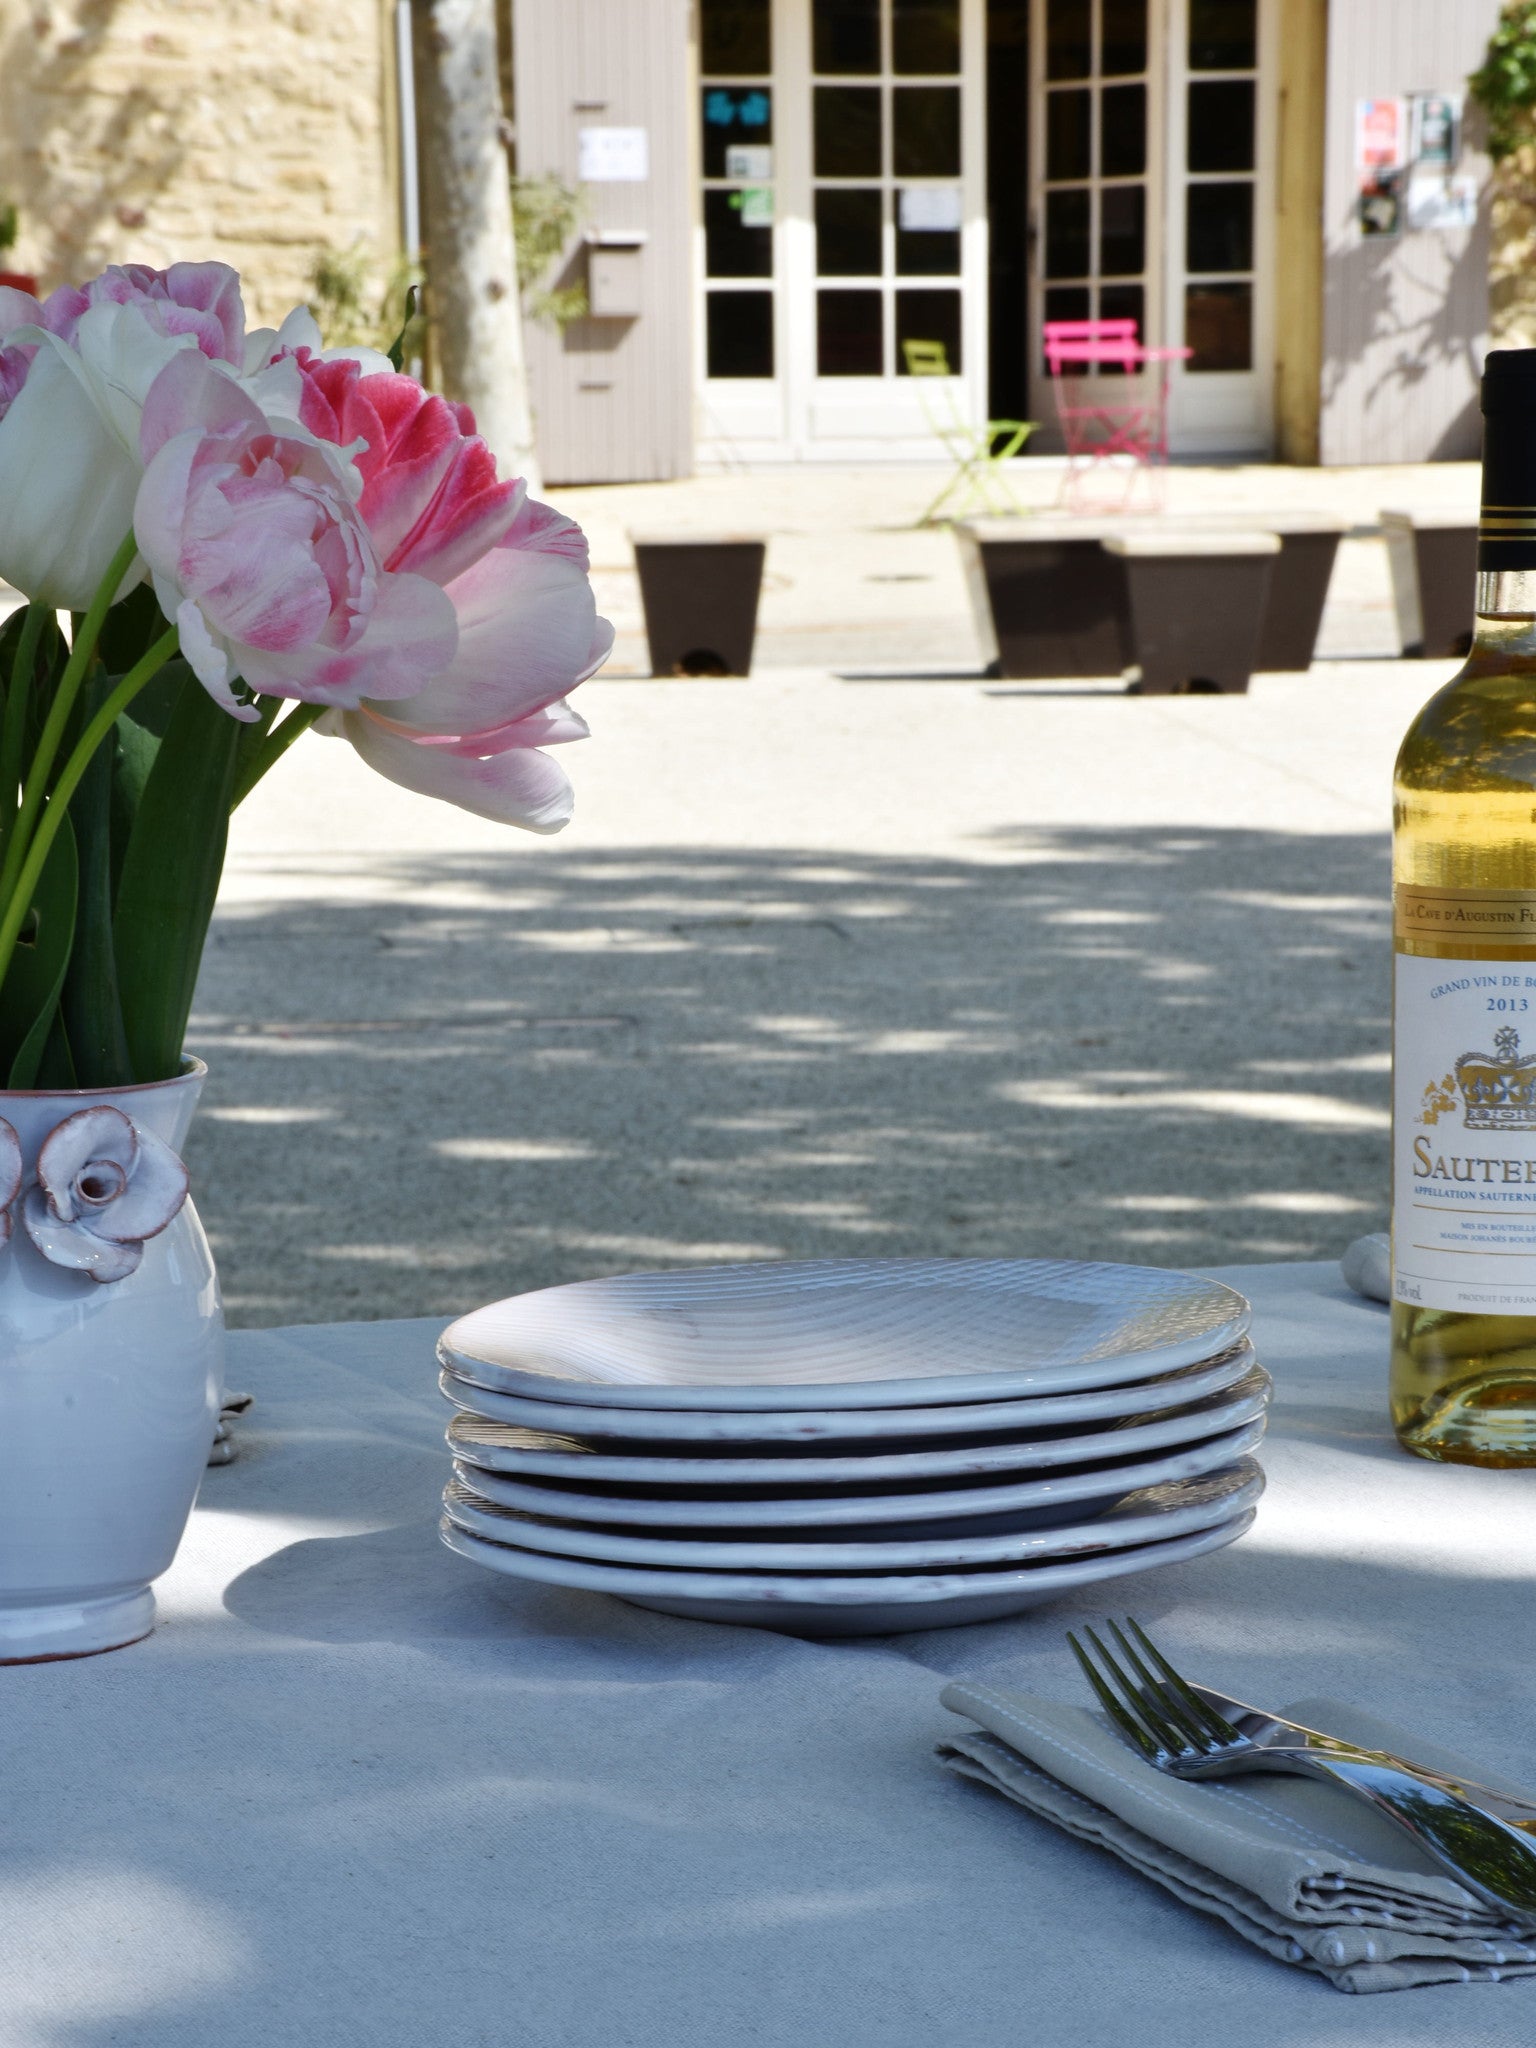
[189,826,1391,1326]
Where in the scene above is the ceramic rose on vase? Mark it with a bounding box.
[0,260,612,1661]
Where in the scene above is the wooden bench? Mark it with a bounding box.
[956,511,1346,681]
[629,533,767,677]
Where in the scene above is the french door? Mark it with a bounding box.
[697,0,989,464]
[1027,0,1275,456]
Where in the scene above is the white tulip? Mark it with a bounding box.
[0,305,199,609]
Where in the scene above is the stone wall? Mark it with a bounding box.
[0,0,400,325]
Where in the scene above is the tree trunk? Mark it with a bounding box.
[412,0,541,492]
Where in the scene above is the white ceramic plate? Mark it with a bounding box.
[438,1258,1251,1412]
[443,1459,1264,1572]
[444,1366,1271,1488]
[451,1412,1269,1536]
[437,1340,1259,1445]
[439,1506,1259,1635]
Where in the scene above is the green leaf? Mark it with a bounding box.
[0,603,29,681]
[0,813,78,1088]
[97,581,171,681]
[110,658,195,894]
[113,675,242,1082]
[59,672,133,1086]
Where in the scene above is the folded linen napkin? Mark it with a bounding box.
[206,1390,254,1468]
[938,1681,1536,1993]
[1340,1232,1390,1305]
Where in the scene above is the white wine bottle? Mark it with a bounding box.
[1392,347,1536,1464]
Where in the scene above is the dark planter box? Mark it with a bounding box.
[1380,509,1478,658]
[0,272,38,295]
[1103,531,1279,694]
[957,518,1131,679]
[957,511,1345,680]
[631,534,767,677]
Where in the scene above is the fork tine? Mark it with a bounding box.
[1105,1619,1210,1752]
[1066,1630,1158,1758]
[1123,1618,1243,1743]
[1080,1624,1189,1754]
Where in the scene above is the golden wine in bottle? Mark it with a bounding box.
[1392,347,1536,1464]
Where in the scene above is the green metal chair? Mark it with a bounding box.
[902,339,1034,525]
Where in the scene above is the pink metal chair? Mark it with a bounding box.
[1041,319,1192,512]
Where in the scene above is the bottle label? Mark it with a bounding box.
[1395,885,1536,944]
[1394,953,1536,1311]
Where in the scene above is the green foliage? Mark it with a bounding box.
[0,817,76,1088]
[1470,4,1536,163]
[512,174,589,328]
[112,668,243,1082]
[0,200,16,257]
[306,241,427,357]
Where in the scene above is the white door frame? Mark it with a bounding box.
[1161,0,1277,454]
[1025,0,1276,459]
[697,0,989,468]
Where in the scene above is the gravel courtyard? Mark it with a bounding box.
[198,629,1445,1326]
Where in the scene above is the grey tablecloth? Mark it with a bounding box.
[5,1262,1536,2047]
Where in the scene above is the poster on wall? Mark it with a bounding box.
[1409,92,1462,171]
[1406,174,1478,232]
[1404,91,1474,233]
[1356,97,1405,237]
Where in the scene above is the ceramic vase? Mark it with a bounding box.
[0,1059,223,1661]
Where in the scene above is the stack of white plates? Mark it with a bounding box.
[437,1258,1269,1635]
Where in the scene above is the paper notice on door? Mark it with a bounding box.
[898,187,963,232]
[578,127,649,182]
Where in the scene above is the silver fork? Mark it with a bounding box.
[1068,1618,1536,1927]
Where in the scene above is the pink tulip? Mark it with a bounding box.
[296,357,523,586]
[297,357,612,830]
[60,261,246,365]
[0,261,255,606]
[327,524,611,830]
[133,351,457,718]
[0,262,246,426]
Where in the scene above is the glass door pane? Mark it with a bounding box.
[701,2,777,380]
[1034,0,1154,372]
[812,0,967,381]
[698,0,985,461]
[1181,0,1258,372]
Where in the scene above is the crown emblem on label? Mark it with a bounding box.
[1455,1026,1536,1128]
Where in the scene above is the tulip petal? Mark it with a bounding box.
[140,348,265,462]
[503,495,592,568]
[0,347,144,607]
[379,549,611,738]
[236,566,458,707]
[340,711,577,831]
[22,1187,142,1283]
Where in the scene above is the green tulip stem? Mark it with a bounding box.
[0,625,178,1003]
[0,602,46,841]
[0,530,141,910]
[230,699,328,809]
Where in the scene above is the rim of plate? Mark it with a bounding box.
[436,1339,1259,1443]
[442,1460,1265,1572]
[443,1365,1271,1487]
[450,1411,1270,1530]
[437,1258,1252,1411]
[439,1505,1259,1608]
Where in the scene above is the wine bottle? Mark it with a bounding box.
[1392,347,1536,1464]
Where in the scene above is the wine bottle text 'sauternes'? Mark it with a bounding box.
[1392,347,1536,1464]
